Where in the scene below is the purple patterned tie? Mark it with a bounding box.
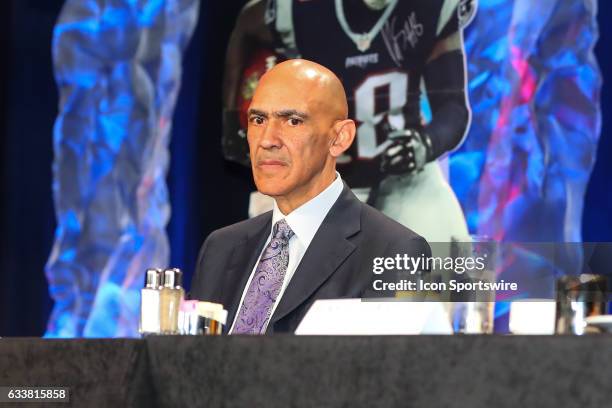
[232,219,294,334]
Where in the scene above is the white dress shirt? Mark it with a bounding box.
[229,172,344,333]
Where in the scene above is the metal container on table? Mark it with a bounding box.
[555,274,607,335]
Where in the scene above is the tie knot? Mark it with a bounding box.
[273,219,294,241]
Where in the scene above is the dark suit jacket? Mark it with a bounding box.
[191,183,431,333]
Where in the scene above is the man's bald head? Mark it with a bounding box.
[257,59,349,121]
[247,59,356,214]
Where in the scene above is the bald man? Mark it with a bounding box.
[191,59,431,334]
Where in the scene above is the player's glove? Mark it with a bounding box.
[380,128,433,176]
[222,109,251,167]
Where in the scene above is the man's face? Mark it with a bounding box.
[247,75,334,201]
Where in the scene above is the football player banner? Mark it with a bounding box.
[219,0,601,306]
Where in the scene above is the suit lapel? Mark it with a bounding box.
[222,213,272,333]
[269,185,362,327]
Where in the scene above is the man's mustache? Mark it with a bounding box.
[255,156,290,166]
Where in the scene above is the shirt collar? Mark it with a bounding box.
[271,172,344,248]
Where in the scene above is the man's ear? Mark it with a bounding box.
[329,119,356,157]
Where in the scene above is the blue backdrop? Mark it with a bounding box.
[0,0,610,336]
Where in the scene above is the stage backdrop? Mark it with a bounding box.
[40,0,602,337]
[220,0,601,314]
[45,0,200,337]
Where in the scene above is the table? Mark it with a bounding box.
[1,336,610,407]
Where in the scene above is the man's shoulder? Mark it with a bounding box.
[358,202,431,259]
[207,211,272,243]
[335,185,424,242]
[359,202,423,241]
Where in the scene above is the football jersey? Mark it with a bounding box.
[266,0,472,187]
